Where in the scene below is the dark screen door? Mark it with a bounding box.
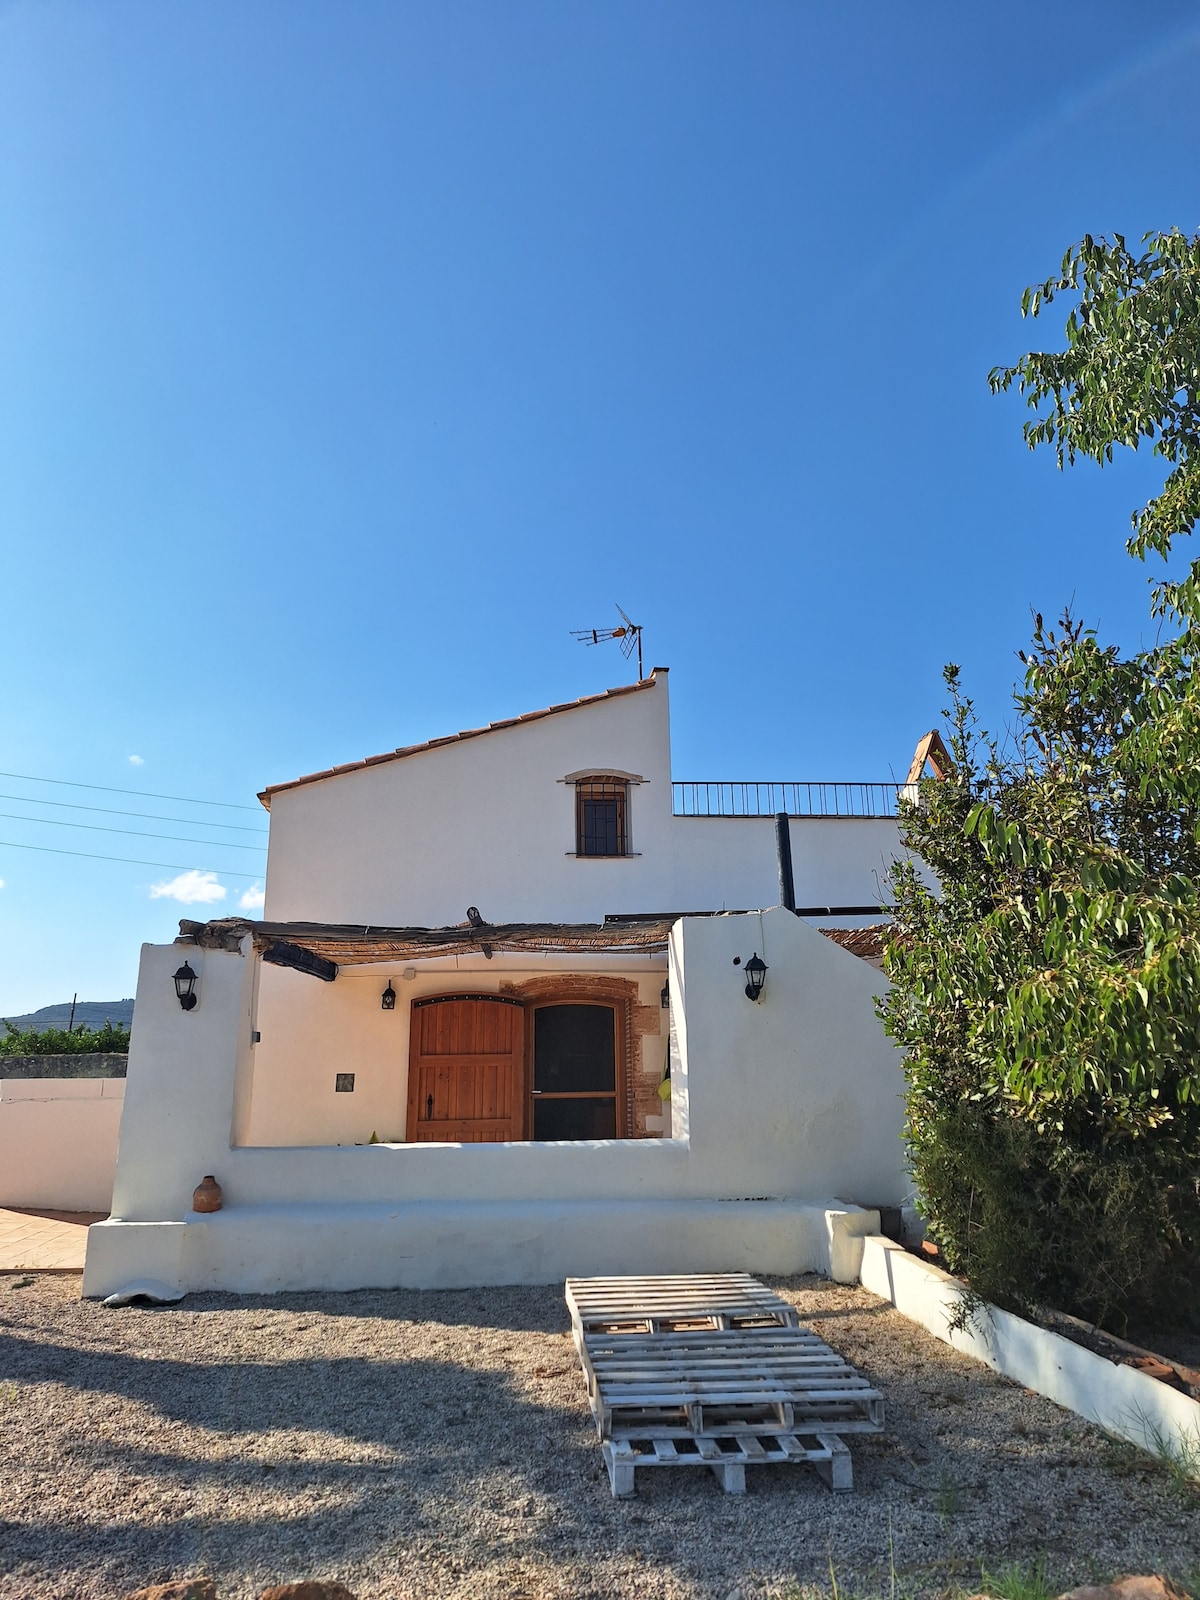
[531,1004,618,1140]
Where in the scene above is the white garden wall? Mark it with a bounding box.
[84,909,907,1296]
[670,908,909,1206]
[0,1077,124,1212]
[861,1236,1200,1465]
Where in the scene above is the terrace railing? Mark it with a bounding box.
[672,781,902,819]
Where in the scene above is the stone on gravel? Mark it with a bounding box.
[1058,1579,1191,1600]
[123,1581,217,1600]
[258,1585,358,1600]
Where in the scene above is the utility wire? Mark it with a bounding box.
[0,838,262,879]
[0,770,262,811]
[0,792,267,833]
[0,810,267,851]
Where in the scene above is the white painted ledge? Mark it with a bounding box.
[84,1198,879,1299]
[861,1235,1200,1460]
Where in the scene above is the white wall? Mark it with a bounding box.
[87,910,908,1292]
[672,816,908,915]
[671,907,909,1206]
[263,673,678,926]
[110,941,257,1223]
[0,1077,125,1211]
[260,669,914,929]
[246,953,668,1147]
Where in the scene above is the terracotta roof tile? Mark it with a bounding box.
[819,923,890,968]
[258,670,666,809]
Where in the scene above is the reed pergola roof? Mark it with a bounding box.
[177,915,677,967]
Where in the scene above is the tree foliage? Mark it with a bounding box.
[0,1019,131,1055]
[882,232,1200,1334]
[989,229,1200,608]
[882,627,1200,1332]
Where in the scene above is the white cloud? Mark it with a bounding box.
[0,879,5,890]
[128,754,144,766]
[150,870,227,905]
[238,883,266,912]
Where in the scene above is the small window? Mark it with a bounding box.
[576,777,628,857]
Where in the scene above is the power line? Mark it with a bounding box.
[0,792,268,834]
[0,770,262,812]
[0,810,267,851]
[0,838,263,879]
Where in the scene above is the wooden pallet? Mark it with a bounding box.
[580,1326,884,1438]
[565,1274,884,1498]
[602,1429,852,1497]
[566,1273,802,1336]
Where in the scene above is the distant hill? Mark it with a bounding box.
[2,998,135,1033]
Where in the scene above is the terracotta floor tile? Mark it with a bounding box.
[0,1206,97,1272]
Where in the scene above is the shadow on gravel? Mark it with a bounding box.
[0,1331,617,1593]
[186,1283,576,1334]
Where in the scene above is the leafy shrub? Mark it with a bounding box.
[0,1019,131,1055]
[881,230,1200,1338]
[881,622,1200,1336]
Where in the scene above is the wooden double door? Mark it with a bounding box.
[406,994,621,1143]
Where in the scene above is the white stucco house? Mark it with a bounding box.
[84,668,916,1298]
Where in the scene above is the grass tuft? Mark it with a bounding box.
[977,1555,1056,1600]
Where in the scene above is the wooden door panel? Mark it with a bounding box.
[407,996,524,1142]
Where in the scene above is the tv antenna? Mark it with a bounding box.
[572,604,644,681]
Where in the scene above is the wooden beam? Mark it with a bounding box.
[261,940,338,982]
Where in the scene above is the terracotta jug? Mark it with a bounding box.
[192,1174,223,1213]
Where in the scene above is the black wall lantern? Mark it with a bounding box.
[381,980,397,1011]
[660,979,670,1009]
[173,961,198,1012]
[743,952,768,1003]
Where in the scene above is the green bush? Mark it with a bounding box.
[0,1019,131,1055]
[881,628,1200,1335]
[881,230,1200,1338]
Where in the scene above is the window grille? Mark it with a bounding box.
[576,778,629,857]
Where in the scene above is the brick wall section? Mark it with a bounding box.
[498,975,666,1138]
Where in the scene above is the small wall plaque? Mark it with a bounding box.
[335,1072,355,1093]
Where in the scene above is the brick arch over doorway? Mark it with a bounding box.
[498,974,664,1138]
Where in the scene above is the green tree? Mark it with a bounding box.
[881,231,1200,1334]
[989,228,1200,610]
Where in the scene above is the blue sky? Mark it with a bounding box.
[2,1,1199,1013]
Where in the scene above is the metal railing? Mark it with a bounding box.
[672,781,902,818]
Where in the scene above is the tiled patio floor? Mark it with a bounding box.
[0,1207,104,1272]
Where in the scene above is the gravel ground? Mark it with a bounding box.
[1,1272,1197,1600]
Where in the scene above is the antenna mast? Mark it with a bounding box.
[571,605,644,681]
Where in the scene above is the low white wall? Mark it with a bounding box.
[672,907,909,1207]
[84,1199,883,1296]
[861,1236,1200,1464]
[89,910,908,1293]
[0,1077,125,1211]
[110,941,257,1224]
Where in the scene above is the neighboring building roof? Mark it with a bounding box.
[819,924,888,969]
[258,670,667,809]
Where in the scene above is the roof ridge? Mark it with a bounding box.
[258,669,666,808]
